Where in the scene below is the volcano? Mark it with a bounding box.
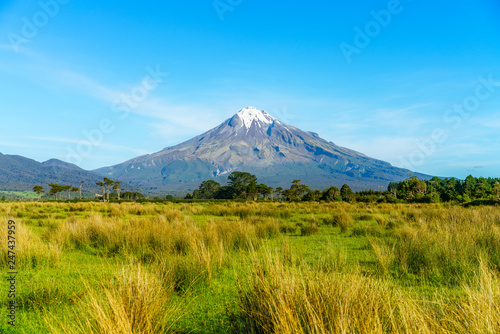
[94,107,430,193]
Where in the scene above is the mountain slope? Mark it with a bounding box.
[0,153,137,193]
[95,107,431,192]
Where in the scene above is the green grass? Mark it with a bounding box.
[0,191,38,200]
[2,202,500,333]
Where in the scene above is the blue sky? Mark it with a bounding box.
[0,0,499,179]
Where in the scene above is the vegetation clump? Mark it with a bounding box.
[2,201,500,333]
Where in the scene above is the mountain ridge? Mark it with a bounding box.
[0,153,139,194]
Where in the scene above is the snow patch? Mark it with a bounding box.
[237,107,274,129]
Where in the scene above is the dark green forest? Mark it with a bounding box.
[186,172,500,204]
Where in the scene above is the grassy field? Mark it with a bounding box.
[1,201,500,333]
[0,191,38,200]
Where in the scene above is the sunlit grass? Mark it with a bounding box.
[1,201,500,333]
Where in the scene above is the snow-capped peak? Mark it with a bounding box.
[236,107,275,129]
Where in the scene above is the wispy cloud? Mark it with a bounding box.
[479,114,500,129]
[0,44,14,51]
[0,141,53,150]
[333,136,421,163]
[26,136,149,155]
[25,63,227,136]
[51,70,119,102]
[0,42,34,56]
[26,136,83,145]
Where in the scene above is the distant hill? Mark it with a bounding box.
[0,153,138,194]
[95,107,431,193]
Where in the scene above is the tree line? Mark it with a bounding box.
[185,171,356,202]
[186,172,500,204]
[33,181,85,201]
[388,175,500,203]
[31,172,500,204]
[32,178,143,201]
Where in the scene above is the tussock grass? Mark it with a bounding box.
[199,202,292,219]
[48,209,283,292]
[47,263,186,334]
[323,210,353,232]
[392,207,500,283]
[440,259,500,333]
[237,250,500,334]
[4,201,500,333]
[315,240,349,272]
[370,238,395,276]
[299,223,319,236]
[237,250,435,334]
[0,216,60,269]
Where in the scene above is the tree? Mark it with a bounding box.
[303,189,321,201]
[71,187,79,199]
[62,185,72,200]
[192,189,200,199]
[96,182,105,201]
[113,181,122,200]
[463,175,477,199]
[48,184,64,200]
[388,182,399,199]
[321,186,340,202]
[408,177,426,199]
[398,177,426,201]
[493,182,500,201]
[474,177,491,199]
[213,186,235,199]
[340,184,354,202]
[79,181,84,200]
[275,187,283,201]
[282,188,293,201]
[121,192,144,200]
[198,180,220,199]
[291,180,310,201]
[443,178,458,202]
[33,185,44,201]
[283,180,309,201]
[227,171,258,199]
[104,178,114,202]
[257,184,273,200]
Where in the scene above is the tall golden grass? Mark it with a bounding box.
[0,214,60,269]
[3,201,500,333]
[237,250,427,333]
[387,206,500,283]
[47,207,290,292]
[47,262,187,334]
[238,250,500,334]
